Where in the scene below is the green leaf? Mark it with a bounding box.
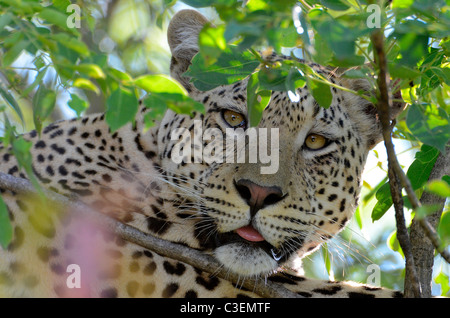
[389,63,421,79]
[73,64,106,79]
[308,78,332,108]
[10,136,42,193]
[387,230,403,256]
[185,46,260,91]
[144,93,204,117]
[2,39,29,66]
[392,0,414,9]
[53,0,72,11]
[51,33,90,57]
[0,84,24,123]
[142,95,168,128]
[393,20,429,67]
[443,175,450,185]
[371,145,440,221]
[0,12,13,31]
[406,144,440,190]
[425,179,450,198]
[372,182,392,221]
[68,93,89,117]
[22,66,48,97]
[312,33,333,65]
[199,24,227,65]
[181,0,234,7]
[309,9,366,64]
[267,27,298,52]
[39,7,77,34]
[320,0,350,11]
[0,195,13,250]
[32,85,57,135]
[363,176,388,204]
[406,103,450,152]
[438,210,450,246]
[247,72,271,127]
[415,204,442,219]
[134,75,187,95]
[258,63,306,93]
[321,243,332,277]
[354,206,363,229]
[434,271,450,296]
[73,78,100,94]
[105,87,139,132]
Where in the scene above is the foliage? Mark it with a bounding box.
[0,0,449,295]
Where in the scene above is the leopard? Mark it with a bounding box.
[0,9,404,298]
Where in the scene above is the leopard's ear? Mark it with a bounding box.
[167,9,209,91]
[339,75,406,150]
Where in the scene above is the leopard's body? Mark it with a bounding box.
[0,10,403,298]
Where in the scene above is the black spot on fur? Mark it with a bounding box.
[163,261,186,276]
[146,217,171,235]
[162,283,179,297]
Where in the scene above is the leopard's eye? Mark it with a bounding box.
[222,110,247,129]
[304,134,327,150]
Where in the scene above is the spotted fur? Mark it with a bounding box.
[0,10,403,298]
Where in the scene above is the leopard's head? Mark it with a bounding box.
[157,9,404,277]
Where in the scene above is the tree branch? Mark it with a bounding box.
[370,30,422,298]
[0,172,302,298]
[406,141,450,297]
[371,27,450,297]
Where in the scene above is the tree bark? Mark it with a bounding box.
[405,142,450,297]
[0,172,302,298]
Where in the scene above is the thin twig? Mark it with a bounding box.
[0,172,302,298]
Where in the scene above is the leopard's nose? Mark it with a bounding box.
[234,179,285,216]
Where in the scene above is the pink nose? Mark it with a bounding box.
[235,179,284,216]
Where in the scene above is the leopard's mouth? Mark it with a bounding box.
[213,224,291,276]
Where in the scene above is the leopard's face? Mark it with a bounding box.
[158,72,372,277]
[161,10,385,278]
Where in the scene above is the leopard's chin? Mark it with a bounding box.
[214,243,279,277]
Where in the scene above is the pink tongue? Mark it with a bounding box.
[236,225,265,242]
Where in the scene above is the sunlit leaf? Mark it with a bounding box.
[73,64,106,79]
[199,24,227,65]
[434,271,450,296]
[425,179,450,198]
[73,78,100,94]
[134,75,187,95]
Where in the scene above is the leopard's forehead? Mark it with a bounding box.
[189,69,354,141]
